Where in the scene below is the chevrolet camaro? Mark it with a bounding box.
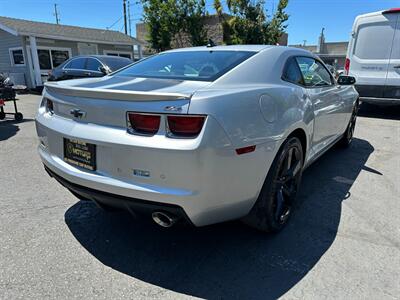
[36,45,359,232]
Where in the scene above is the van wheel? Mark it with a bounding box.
[338,100,359,148]
[242,137,304,232]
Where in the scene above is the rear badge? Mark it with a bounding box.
[133,169,150,178]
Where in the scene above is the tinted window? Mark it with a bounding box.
[66,58,86,70]
[51,50,70,67]
[282,57,303,85]
[354,21,396,60]
[101,57,132,71]
[11,49,24,65]
[38,49,52,69]
[296,57,333,87]
[86,58,102,71]
[116,51,256,81]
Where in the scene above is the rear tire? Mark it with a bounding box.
[242,137,304,233]
[338,100,359,148]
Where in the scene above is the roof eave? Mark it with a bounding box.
[0,22,18,36]
[19,32,139,46]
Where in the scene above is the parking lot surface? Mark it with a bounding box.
[0,94,399,299]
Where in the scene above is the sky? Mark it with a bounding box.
[0,0,399,45]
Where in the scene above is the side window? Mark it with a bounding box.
[282,57,303,85]
[86,58,102,71]
[295,57,333,87]
[65,58,86,70]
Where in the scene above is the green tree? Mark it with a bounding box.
[214,0,289,45]
[141,0,208,52]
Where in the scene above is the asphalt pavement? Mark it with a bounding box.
[0,94,399,299]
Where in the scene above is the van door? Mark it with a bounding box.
[350,13,397,99]
[384,12,400,99]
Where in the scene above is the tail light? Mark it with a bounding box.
[167,115,206,137]
[127,113,160,135]
[344,58,350,75]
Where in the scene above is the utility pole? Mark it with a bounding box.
[123,0,128,35]
[127,0,132,36]
[54,3,60,24]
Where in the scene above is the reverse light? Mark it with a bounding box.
[167,115,206,137]
[46,99,54,114]
[127,112,160,135]
[344,58,350,75]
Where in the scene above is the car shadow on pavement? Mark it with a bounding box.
[358,102,400,121]
[65,138,376,300]
[0,118,33,141]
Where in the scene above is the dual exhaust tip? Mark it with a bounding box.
[151,211,178,228]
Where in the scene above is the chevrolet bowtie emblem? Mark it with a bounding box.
[70,108,86,119]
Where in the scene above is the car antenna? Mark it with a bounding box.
[206,39,216,48]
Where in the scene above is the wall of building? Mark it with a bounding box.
[0,29,31,86]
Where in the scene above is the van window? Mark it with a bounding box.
[353,22,395,60]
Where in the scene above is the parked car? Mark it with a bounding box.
[36,45,359,232]
[47,55,133,82]
[346,8,400,105]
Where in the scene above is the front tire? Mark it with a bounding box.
[242,137,304,233]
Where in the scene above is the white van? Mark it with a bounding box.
[346,8,400,104]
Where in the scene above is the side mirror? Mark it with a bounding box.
[99,65,109,75]
[337,75,356,85]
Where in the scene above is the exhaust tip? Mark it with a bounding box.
[152,211,177,228]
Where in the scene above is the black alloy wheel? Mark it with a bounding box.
[243,137,304,232]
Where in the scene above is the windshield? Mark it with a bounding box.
[115,51,256,81]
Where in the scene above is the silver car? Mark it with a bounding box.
[36,45,359,232]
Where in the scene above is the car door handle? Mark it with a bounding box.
[393,65,400,69]
[84,72,91,75]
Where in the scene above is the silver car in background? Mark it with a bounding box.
[36,45,359,232]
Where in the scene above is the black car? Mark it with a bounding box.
[47,55,133,82]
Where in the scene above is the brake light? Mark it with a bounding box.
[383,8,400,14]
[344,58,350,75]
[167,115,205,137]
[127,113,160,135]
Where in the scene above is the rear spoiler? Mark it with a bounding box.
[44,82,191,101]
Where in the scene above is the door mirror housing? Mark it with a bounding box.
[337,75,356,85]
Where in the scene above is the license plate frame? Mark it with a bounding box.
[63,138,96,171]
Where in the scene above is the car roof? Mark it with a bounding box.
[69,55,131,61]
[163,45,314,56]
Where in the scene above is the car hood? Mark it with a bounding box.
[44,75,211,101]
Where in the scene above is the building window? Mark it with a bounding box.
[31,47,71,70]
[104,50,132,59]
[9,47,25,66]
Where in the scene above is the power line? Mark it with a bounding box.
[106,16,123,30]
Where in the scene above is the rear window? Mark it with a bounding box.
[101,57,133,72]
[353,21,396,59]
[115,51,256,81]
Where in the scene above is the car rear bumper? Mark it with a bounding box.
[44,165,193,225]
[36,111,278,227]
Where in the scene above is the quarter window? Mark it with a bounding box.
[65,58,86,70]
[10,48,25,66]
[282,57,303,85]
[295,57,333,87]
